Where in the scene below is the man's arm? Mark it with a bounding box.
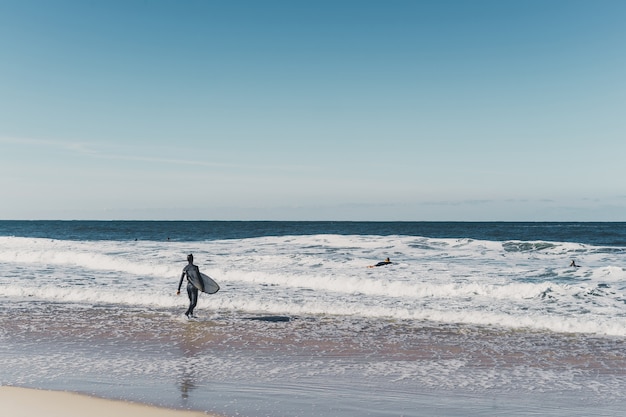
[177,271,185,294]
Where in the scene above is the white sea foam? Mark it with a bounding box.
[1,235,625,335]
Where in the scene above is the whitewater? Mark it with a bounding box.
[1,233,625,335]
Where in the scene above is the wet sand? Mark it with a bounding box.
[0,386,214,417]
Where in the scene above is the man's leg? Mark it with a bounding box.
[186,284,198,317]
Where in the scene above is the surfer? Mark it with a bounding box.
[177,253,202,318]
[368,257,392,268]
[570,260,580,268]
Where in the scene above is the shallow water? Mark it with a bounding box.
[3,301,626,416]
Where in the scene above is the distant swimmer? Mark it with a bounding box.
[368,257,392,268]
[570,260,581,268]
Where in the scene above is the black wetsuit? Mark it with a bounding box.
[374,261,392,267]
[178,263,201,317]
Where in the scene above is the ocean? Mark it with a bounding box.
[1,221,626,416]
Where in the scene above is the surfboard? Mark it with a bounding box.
[199,272,220,294]
[187,267,220,294]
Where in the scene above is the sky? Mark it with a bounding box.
[1,0,625,221]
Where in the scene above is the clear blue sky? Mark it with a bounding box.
[1,0,625,220]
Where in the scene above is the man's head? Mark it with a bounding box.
[187,254,194,263]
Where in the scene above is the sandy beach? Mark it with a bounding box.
[0,386,214,417]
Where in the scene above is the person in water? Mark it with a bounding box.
[177,253,203,318]
[368,257,392,268]
[570,260,580,268]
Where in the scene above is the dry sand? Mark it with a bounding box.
[0,386,215,417]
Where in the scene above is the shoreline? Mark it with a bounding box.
[4,302,626,416]
[0,386,216,417]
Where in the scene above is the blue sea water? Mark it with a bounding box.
[2,220,626,245]
[1,221,626,416]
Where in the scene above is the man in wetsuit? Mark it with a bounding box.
[177,253,202,318]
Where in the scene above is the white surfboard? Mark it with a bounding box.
[198,272,220,294]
